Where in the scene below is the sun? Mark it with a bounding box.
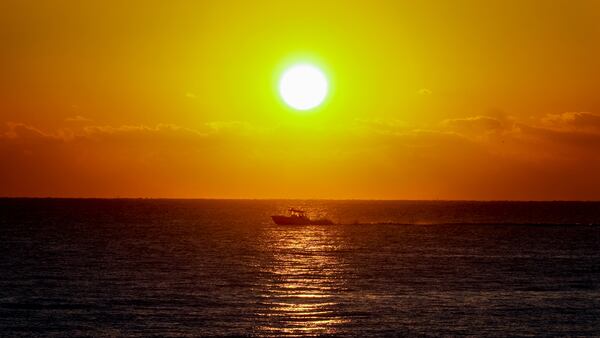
[279,64,328,111]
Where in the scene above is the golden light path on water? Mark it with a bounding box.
[256,224,349,336]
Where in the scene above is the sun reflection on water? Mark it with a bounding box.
[255,224,349,336]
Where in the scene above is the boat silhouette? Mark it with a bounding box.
[271,208,334,225]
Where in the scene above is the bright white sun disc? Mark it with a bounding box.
[279,65,328,110]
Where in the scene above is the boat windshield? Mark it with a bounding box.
[288,208,306,217]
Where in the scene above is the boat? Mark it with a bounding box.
[271,208,334,225]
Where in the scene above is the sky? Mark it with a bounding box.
[1,0,600,199]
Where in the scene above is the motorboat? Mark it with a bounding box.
[271,208,334,225]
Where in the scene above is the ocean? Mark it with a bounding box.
[1,199,599,336]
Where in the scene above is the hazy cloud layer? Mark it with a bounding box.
[1,113,600,199]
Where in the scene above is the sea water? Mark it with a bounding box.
[1,199,599,336]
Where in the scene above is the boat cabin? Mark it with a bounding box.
[288,208,307,217]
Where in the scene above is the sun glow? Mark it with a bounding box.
[279,64,328,111]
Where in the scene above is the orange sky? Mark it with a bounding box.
[1,0,600,199]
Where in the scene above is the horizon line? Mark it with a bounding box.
[1,196,600,202]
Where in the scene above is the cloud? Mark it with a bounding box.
[204,121,262,134]
[417,88,432,95]
[442,116,510,134]
[517,123,600,152]
[541,112,600,132]
[65,115,93,123]
[82,123,207,138]
[2,122,51,139]
[1,113,600,199]
[4,112,599,157]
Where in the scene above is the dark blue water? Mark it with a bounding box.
[1,199,600,336]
